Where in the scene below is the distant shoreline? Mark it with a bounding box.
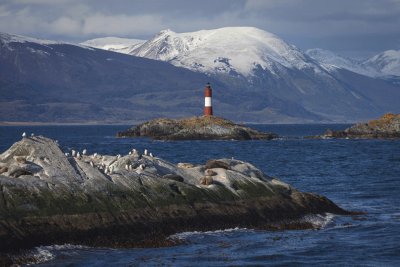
[0,121,356,126]
[0,121,135,126]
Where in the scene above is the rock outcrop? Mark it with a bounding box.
[321,113,400,139]
[0,136,352,255]
[117,116,278,140]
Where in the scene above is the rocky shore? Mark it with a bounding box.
[319,113,400,139]
[0,135,356,264]
[117,116,278,140]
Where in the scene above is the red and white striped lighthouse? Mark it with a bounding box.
[204,82,213,116]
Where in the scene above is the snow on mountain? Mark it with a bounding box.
[81,37,145,54]
[0,32,61,46]
[306,48,378,77]
[362,50,400,77]
[129,27,323,77]
[306,48,400,78]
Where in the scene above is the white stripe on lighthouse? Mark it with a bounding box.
[205,97,212,107]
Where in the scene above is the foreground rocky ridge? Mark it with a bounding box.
[117,116,278,140]
[322,113,400,139]
[0,136,351,255]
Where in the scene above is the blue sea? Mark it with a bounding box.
[1,124,400,266]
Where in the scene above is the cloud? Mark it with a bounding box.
[0,0,398,56]
[82,13,164,36]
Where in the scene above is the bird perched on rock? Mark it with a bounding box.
[71,150,76,157]
[128,165,133,171]
[136,164,145,174]
[93,153,98,158]
[31,133,35,137]
[90,161,94,167]
[76,152,81,159]
[82,149,87,155]
[22,132,26,138]
[117,154,121,160]
[144,149,148,156]
[64,153,70,157]
[125,164,129,171]
[149,153,154,158]
[129,151,132,155]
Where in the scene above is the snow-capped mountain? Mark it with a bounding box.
[81,37,145,54]
[306,48,378,77]
[129,27,322,77]
[362,50,400,77]
[0,31,224,123]
[125,27,400,121]
[2,30,400,123]
[306,48,400,78]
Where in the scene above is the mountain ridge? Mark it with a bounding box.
[1,29,400,123]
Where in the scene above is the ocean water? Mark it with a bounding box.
[1,124,400,266]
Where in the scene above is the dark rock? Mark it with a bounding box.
[0,166,7,175]
[9,168,33,178]
[162,174,184,182]
[117,116,278,140]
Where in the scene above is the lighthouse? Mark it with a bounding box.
[204,82,213,116]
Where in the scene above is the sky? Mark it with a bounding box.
[0,0,399,58]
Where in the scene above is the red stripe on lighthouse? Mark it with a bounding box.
[204,83,213,116]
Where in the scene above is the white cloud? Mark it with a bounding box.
[50,16,82,35]
[82,13,164,36]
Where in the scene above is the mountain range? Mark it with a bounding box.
[1,27,400,123]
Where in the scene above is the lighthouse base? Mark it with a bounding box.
[204,107,213,116]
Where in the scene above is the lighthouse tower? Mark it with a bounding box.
[204,82,213,116]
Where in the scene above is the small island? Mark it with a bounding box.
[321,113,400,139]
[0,135,354,264]
[117,116,278,140]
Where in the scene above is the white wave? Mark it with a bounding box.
[20,244,89,265]
[40,243,89,251]
[301,213,336,229]
[169,227,249,240]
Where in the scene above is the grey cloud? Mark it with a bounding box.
[0,0,398,57]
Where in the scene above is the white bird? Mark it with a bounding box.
[149,153,154,157]
[132,149,137,153]
[128,151,132,155]
[22,132,26,138]
[117,154,121,160]
[65,153,70,157]
[82,149,87,155]
[128,165,133,171]
[144,149,148,156]
[90,161,94,167]
[139,164,145,170]
[93,153,98,158]
[125,164,129,171]
[31,133,35,137]
[71,150,76,157]
[76,152,81,158]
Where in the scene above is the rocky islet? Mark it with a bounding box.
[0,135,355,262]
[321,113,400,139]
[117,116,278,140]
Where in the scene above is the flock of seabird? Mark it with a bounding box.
[68,147,152,175]
[21,132,153,176]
